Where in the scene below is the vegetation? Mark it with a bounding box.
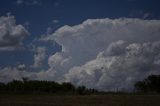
[0,75,160,105]
[0,78,98,95]
[0,74,160,95]
[134,75,160,93]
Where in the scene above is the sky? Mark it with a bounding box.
[0,0,160,91]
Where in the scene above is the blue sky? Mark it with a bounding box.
[0,0,160,90]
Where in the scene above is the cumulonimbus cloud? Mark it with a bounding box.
[65,40,160,91]
[45,18,160,91]
[1,18,160,91]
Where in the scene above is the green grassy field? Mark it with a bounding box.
[0,94,160,106]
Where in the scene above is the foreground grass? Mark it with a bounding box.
[0,94,160,106]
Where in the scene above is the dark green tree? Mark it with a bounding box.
[134,75,160,93]
[0,79,98,94]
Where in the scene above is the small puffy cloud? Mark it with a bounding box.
[43,18,160,90]
[16,0,42,6]
[38,27,56,43]
[46,27,53,34]
[17,64,26,70]
[0,65,56,82]
[0,66,44,82]
[52,19,59,24]
[0,66,29,82]
[16,0,23,5]
[31,0,42,5]
[0,15,29,51]
[32,46,46,68]
[39,20,60,42]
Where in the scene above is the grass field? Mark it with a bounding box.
[0,94,160,106]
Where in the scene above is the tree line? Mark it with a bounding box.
[0,77,98,95]
[0,74,160,94]
[134,75,160,93]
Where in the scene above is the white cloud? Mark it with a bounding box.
[44,18,160,90]
[65,41,160,91]
[0,66,30,82]
[0,65,56,82]
[32,46,46,68]
[1,18,160,91]
[0,15,29,51]
[17,64,26,70]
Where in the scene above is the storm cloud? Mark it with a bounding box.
[45,18,160,91]
[65,41,160,91]
[1,18,160,91]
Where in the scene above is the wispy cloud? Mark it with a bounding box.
[54,2,60,7]
[52,19,59,24]
[129,10,152,19]
[16,0,42,6]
